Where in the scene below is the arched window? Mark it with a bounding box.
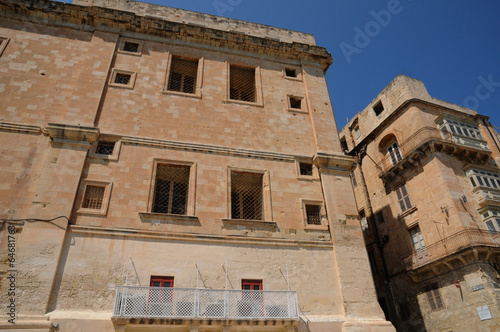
[379,134,403,166]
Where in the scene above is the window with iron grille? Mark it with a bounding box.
[114,73,131,85]
[299,162,313,176]
[167,57,198,94]
[229,65,256,103]
[305,204,322,225]
[82,185,105,210]
[95,141,115,155]
[423,283,444,311]
[152,164,190,215]
[466,169,500,190]
[123,41,140,53]
[231,171,263,220]
[396,184,413,213]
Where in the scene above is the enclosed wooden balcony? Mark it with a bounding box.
[404,229,500,271]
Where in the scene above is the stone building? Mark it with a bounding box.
[0,0,394,331]
[339,75,500,331]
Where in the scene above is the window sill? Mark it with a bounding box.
[398,206,417,220]
[284,75,302,82]
[221,218,277,231]
[77,208,108,216]
[139,212,200,226]
[304,224,329,231]
[223,99,264,108]
[162,90,202,99]
[288,108,308,114]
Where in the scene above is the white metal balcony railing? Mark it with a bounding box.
[113,286,299,320]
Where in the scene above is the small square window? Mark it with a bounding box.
[115,73,131,85]
[289,96,302,109]
[82,185,105,210]
[373,100,384,116]
[299,162,313,176]
[285,68,297,78]
[123,41,140,53]
[305,205,322,225]
[78,181,112,215]
[109,69,136,89]
[95,141,115,155]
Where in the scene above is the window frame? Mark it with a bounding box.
[118,38,144,56]
[396,184,413,213]
[409,225,427,254]
[478,207,500,233]
[225,62,263,106]
[227,167,272,221]
[163,53,204,98]
[150,276,174,288]
[287,94,307,113]
[300,199,328,230]
[89,135,122,161]
[77,180,113,216]
[295,158,318,180]
[466,168,500,190]
[439,117,483,140]
[373,100,384,116]
[387,141,403,166]
[423,283,444,311]
[283,67,302,81]
[109,69,137,89]
[0,37,10,57]
[148,160,197,216]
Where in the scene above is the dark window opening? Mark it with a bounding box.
[289,96,302,109]
[123,41,140,53]
[285,68,297,78]
[373,100,384,115]
[423,283,444,311]
[299,162,313,176]
[231,171,263,220]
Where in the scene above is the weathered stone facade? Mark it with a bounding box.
[340,75,500,332]
[0,0,394,331]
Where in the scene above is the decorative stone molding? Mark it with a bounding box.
[313,152,356,171]
[0,121,41,134]
[44,123,99,144]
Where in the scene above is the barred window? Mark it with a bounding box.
[152,164,190,215]
[167,57,198,94]
[82,185,105,210]
[305,205,322,225]
[423,283,444,311]
[299,162,313,176]
[441,119,483,140]
[231,171,263,220]
[95,141,115,155]
[466,169,500,190]
[230,65,256,103]
[387,141,403,165]
[114,73,131,85]
[396,184,412,213]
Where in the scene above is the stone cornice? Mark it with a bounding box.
[121,135,297,162]
[69,224,334,248]
[0,0,333,71]
[0,121,41,134]
[313,152,355,171]
[44,123,99,144]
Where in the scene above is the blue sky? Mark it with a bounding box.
[62,0,500,130]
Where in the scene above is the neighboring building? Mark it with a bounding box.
[339,75,500,332]
[0,0,394,331]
